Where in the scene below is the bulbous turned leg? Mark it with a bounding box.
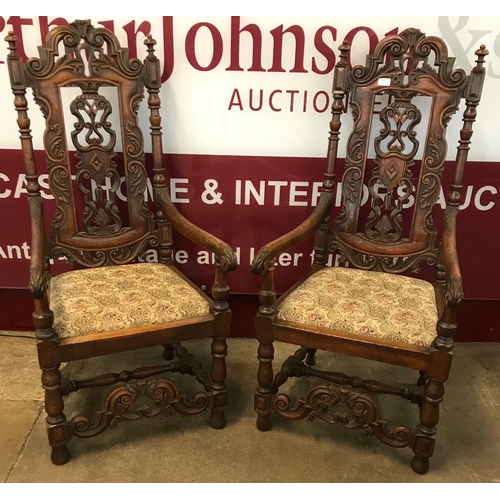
[411,376,443,474]
[51,443,71,466]
[306,348,317,366]
[411,455,430,475]
[209,337,228,430]
[162,343,175,361]
[43,365,71,465]
[255,341,274,432]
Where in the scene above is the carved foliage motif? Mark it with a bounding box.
[445,276,464,308]
[25,20,143,81]
[50,233,159,267]
[45,124,71,206]
[327,238,438,274]
[342,102,366,205]
[69,378,209,438]
[273,385,413,448]
[419,131,447,210]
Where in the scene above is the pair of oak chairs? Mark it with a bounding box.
[5,20,487,475]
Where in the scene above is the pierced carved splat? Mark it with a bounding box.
[365,89,421,243]
[71,91,123,236]
[18,20,158,266]
[329,28,470,273]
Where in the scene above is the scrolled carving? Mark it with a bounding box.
[70,378,210,438]
[49,166,71,204]
[50,232,159,268]
[45,124,66,166]
[376,90,421,158]
[413,37,467,89]
[218,243,239,272]
[423,132,446,170]
[125,121,144,158]
[371,421,414,448]
[26,20,145,80]
[274,393,310,420]
[251,246,272,275]
[350,28,468,91]
[70,92,115,151]
[273,384,414,448]
[328,236,437,274]
[174,392,210,416]
[380,251,437,274]
[343,165,363,203]
[127,161,148,198]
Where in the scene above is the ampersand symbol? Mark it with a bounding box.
[201,179,223,205]
[438,16,491,73]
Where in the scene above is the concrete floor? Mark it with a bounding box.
[1,331,499,483]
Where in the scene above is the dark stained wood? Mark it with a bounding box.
[5,20,237,465]
[251,28,487,474]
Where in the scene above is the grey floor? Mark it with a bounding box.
[1,331,499,483]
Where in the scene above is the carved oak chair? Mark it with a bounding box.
[251,29,487,474]
[5,20,237,465]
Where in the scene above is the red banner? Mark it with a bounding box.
[1,149,499,300]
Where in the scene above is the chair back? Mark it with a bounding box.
[327,28,487,273]
[5,20,169,267]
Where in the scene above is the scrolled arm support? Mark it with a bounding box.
[439,45,487,314]
[442,207,463,309]
[5,32,50,300]
[155,187,237,272]
[251,191,334,275]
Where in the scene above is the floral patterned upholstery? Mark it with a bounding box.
[49,263,211,339]
[276,267,438,347]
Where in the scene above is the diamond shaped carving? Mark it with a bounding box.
[89,153,105,172]
[386,161,398,180]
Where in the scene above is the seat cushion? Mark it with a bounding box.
[276,267,438,347]
[49,263,211,339]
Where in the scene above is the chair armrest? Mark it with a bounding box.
[155,187,238,272]
[442,207,463,309]
[28,196,49,299]
[251,191,334,276]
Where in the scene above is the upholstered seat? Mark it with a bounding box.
[276,267,437,347]
[49,263,211,338]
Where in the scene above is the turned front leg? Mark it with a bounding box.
[209,336,228,429]
[35,298,71,465]
[209,260,230,429]
[254,266,277,432]
[255,340,274,431]
[411,376,443,474]
[38,336,71,465]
